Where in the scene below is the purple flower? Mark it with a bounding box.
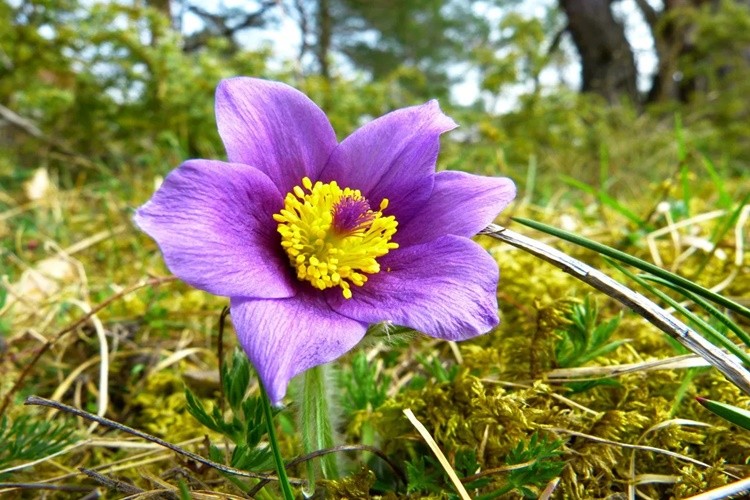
[135,77,516,403]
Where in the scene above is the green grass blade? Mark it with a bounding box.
[674,113,686,163]
[560,176,646,227]
[512,217,750,320]
[606,259,750,367]
[259,384,295,500]
[698,151,731,209]
[680,163,691,217]
[696,397,750,431]
[642,275,750,348]
[695,192,750,276]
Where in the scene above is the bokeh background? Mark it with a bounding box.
[3,0,750,198]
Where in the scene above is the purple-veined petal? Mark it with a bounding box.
[328,235,499,341]
[230,292,368,404]
[396,170,516,248]
[134,159,296,299]
[215,77,338,196]
[319,100,457,224]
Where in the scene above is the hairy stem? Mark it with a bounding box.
[301,364,338,494]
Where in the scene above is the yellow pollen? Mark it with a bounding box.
[273,177,399,299]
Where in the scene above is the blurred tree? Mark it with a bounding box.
[291,0,492,99]
[558,0,637,104]
[559,0,750,106]
[175,0,279,53]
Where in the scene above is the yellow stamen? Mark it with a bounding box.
[274,177,398,299]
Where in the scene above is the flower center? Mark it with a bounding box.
[273,177,398,299]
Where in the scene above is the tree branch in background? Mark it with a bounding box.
[0,103,100,170]
[293,0,311,64]
[633,0,659,29]
[182,1,278,53]
[316,0,332,80]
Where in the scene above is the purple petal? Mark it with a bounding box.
[230,292,368,404]
[215,77,338,196]
[328,235,499,341]
[396,171,516,248]
[134,159,296,299]
[320,100,457,224]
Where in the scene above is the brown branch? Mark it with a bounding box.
[78,468,145,496]
[0,483,92,493]
[633,0,659,28]
[0,103,101,170]
[0,103,44,139]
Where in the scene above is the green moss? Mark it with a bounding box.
[131,368,210,442]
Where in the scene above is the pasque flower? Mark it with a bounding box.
[135,78,516,403]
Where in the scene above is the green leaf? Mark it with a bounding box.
[224,348,251,411]
[340,350,390,414]
[405,456,443,494]
[555,296,624,368]
[230,443,273,471]
[560,175,647,228]
[696,397,750,431]
[0,415,78,474]
[241,396,266,448]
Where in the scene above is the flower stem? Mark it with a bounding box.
[259,383,295,500]
[301,364,338,494]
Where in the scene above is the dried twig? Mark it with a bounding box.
[0,482,92,494]
[78,468,145,496]
[0,103,101,170]
[24,396,302,484]
[684,475,750,500]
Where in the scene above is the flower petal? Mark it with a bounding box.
[320,100,457,224]
[134,159,296,299]
[328,235,499,340]
[231,293,368,404]
[396,170,516,248]
[215,77,338,196]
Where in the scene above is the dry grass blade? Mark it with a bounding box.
[403,408,471,500]
[79,467,145,496]
[546,353,711,381]
[628,419,713,499]
[0,275,177,418]
[481,224,750,395]
[539,478,561,500]
[0,482,92,493]
[551,428,736,476]
[684,475,750,500]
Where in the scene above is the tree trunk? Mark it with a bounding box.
[316,0,332,80]
[146,0,172,19]
[559,0,638,104]
[643,0,719,103]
